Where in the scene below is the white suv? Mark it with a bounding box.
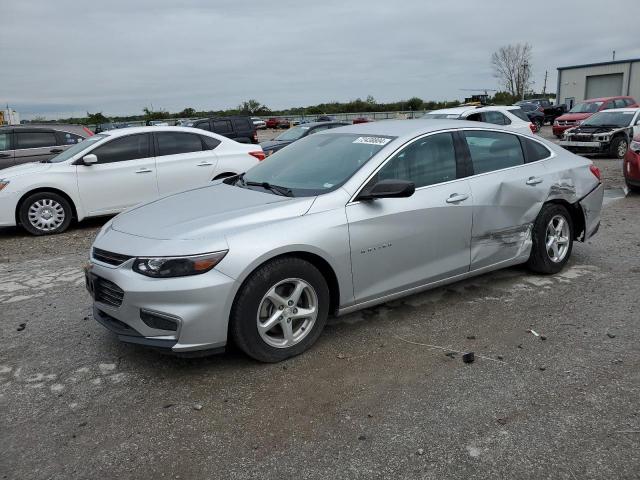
[423,106,535,134]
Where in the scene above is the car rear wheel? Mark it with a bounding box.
[526,204,573,274]
[19,191,73,236]
[230,257,330,362]
[611,137,629,159]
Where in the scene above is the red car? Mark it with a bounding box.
[623,133,640,192]
[352,117,372,124]
[553,96,638,137]
[265,118,289,129]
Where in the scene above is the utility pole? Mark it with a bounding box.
[613,50,616,61]
[521,61,529,101]
[542,70,548,96]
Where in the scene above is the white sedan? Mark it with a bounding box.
[0,126,265,235]
[423,106,536,134]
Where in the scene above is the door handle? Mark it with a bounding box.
[446,193,469,204]
[526,176,543,186]
[197,162,213,166]
[50,148,64,153]
[135,168,153,174]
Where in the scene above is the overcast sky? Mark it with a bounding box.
[1,0,639,119]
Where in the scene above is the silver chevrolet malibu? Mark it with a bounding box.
[86,120,604,362]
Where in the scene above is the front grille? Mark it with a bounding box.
[559,120,575,126]
[93,248,133,266]
[95,277,125,307]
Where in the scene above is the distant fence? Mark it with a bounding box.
[86,110,429,130]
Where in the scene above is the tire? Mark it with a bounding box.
[18,191,73,236]
[626,180,640,194]
[611,136,629,159]
[230,257,330,362]
[526,203,574,274]
[535,119,543,129]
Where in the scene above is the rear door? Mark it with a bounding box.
[0,131,14,169]
[14,129,59,164]
[76,133,158,215]
[461,129,552,270]
[346,131,473,303]
[154,131,219,196]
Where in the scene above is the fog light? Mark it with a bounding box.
[140,309,179,331]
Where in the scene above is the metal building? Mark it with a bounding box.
[556,58,640,108]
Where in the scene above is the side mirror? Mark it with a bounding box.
[357,179,415,201]
[82,154,98,165]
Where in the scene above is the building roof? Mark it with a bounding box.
[558,58,640,71]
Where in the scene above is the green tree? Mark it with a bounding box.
[405,97,424,111]
[143,107,169,121]
[87,112,108,124]
[178,107,196,117]
[238,99,264,114]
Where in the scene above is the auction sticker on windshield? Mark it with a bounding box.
[353,136,392,146]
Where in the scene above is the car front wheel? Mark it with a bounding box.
[611,137,629,159]
[230,257,330,362]
[526,204,574,274]
[18,191,73,235]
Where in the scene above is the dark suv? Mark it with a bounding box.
[188,116,258,144]
[0,124,94,169]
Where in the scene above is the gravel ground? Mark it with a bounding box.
[1,126,638,479]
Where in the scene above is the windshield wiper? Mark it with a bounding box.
[244,181,294,197]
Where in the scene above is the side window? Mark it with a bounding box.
[193,121,211,132]
[614,99,627,108]
[464,130,525,174]
[91,134,150,164]
[624,98,635,106]
[603,101,615,110]
[510,109,531,122]
[57,131,84,145]
[376,133,457,188]
[233,119,251,131]
[16,131,57,149]
[482,111,510,125]
[466,112,482,122]
[213,120,233,134]
[521,137,551,163]
[200,135,221,150]
[0,133,10,151]
[156,132,203,156]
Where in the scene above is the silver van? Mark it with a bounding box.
[0,124,94,169]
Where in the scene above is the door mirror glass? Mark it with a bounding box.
[357,179,415,201]
[82,154,98,165]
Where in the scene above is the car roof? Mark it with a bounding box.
[582,96,632,102]
[298,121,348,128]
[0,123,91,136]
[594,107,639,113]
[99,126,221,138]
[322,119,533,143]
[428,105,521,115]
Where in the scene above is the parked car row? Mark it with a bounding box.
[552,96,638,137]
[260,121,348,156]
[422,105,536,133]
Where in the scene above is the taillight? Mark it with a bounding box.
[529,123,537,133]
[538,106,544,112]
[82,126,95,136]
[249,151,265,161]
[252,132,258,142]
[589,165,601,181]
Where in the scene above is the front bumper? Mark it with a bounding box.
[553,124,576,136]
[559,140,607,154]
[0,189,19,227]
[86,260,238,353]
[623,149,640,184]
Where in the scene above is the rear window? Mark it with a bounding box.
[232,118,251,130]
[156,132,203,156]
[464,130,525,174]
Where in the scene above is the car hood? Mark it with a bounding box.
[111,182,315,241]
[260,140,292,150]
[557,112,592,122]
[568,125,624,135]
[0,161,53,177]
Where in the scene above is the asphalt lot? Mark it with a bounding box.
[1,126,639,479]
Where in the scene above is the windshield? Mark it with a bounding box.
[422,113,461,119]
[49,134,107,163]
[569,101,603,114]
[241,133,394,196]
[582,111,636,127]
[274,126,309,141]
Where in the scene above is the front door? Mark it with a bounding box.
[0,131,14,168]
[76,133,158,215]
[346,132,473,304]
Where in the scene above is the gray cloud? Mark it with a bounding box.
[1,0,639,119]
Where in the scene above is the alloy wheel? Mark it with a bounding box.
[545,214,570,263]
[618,140,628,158]
[257,278,318,348]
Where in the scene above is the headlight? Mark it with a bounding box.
[0,180,9,192]
[132,251,227,278]
[553,120,560,126]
